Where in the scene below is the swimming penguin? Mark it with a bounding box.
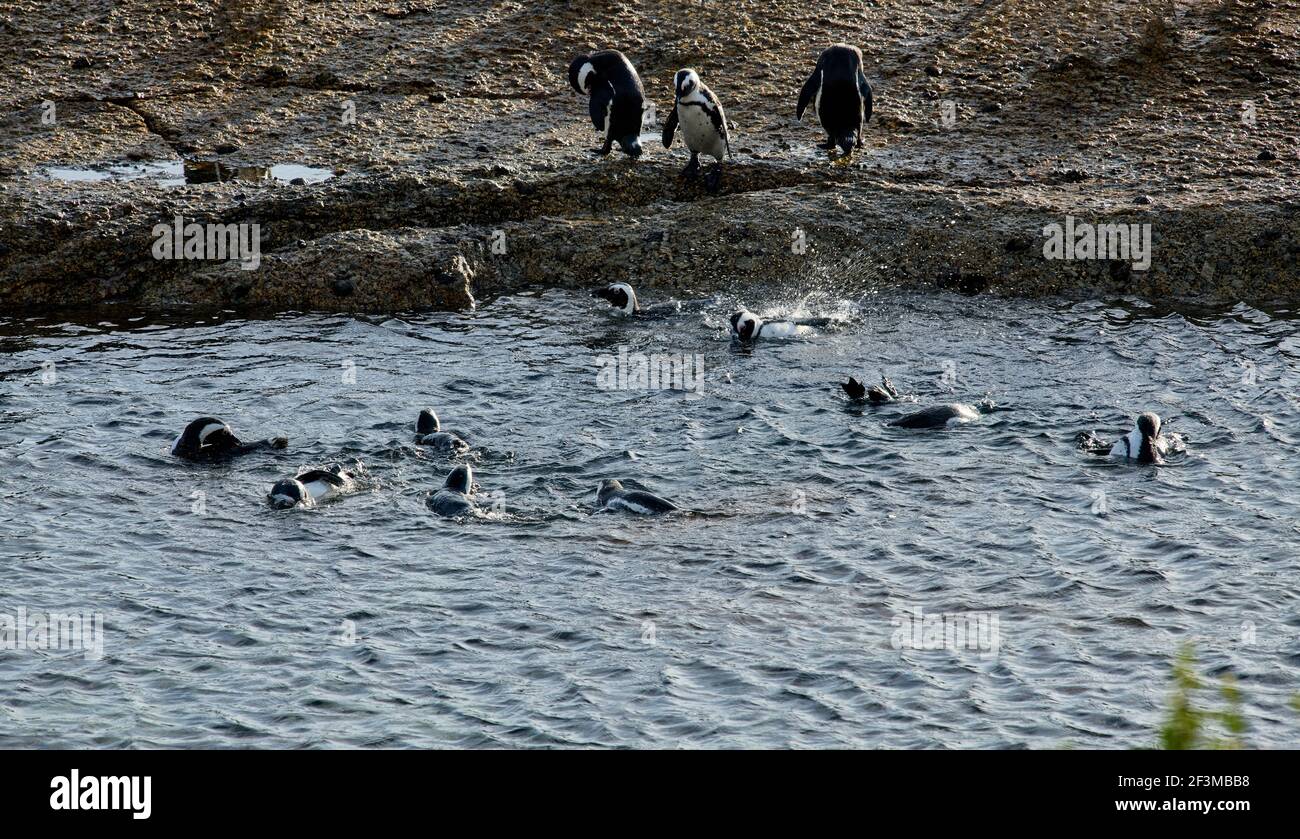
[267,465,355,509]
[889,401,994,429]
[591,282,683,318]
[796,44,873,157]
[171,416,287,461]
[730,309,831,341]
[414,409,469,453]
[596,479,680,515]
[1080,412,1177,464]
[843,373,899,405]
[568,50,646,158]
[662,68,731,192]
[429,464,477,518]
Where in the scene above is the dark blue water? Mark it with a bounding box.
[2,289,1298,748]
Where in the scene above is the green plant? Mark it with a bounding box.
[1157,643,1247,749]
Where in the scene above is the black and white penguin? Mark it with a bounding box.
[596,479,679,515]
[171,416,287,461]
[267,465,355,509]
[843,373,899,405]
[730,309,825,341]
[591,282,683,318]
[414,409,469,453]
[1079,412,1176,464]
[796,44,873,157]
[568,50,646,158]
[889,400,994,429]
[662,68,731,192]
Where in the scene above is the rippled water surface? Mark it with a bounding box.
[3,289,1299,748]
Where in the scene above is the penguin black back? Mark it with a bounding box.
[568,50,646,158]
[797,44,873,156]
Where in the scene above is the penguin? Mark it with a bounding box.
[796,44,873,157]
[843,373,899,404]
[596,479,679,515]
[414,409,469,453]
[889,400,994,429]
[267,465,355,509]
[1079,412,1176,464]
[591,282,683,317]
[429,464,477,518]
[568,50,646,158]
[171,416,287,461]
[730,309,832,341]
[662,68,731,192]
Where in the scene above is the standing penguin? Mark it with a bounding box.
[568,50,646,158]
[796,44,873,157]
[662,68,731,192]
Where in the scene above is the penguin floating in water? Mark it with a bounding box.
[1078,411,1180,465]
[414,409,469,453]
[662,68,731,193]
[171,416,287,461]
[843,373,900,405]
[267,465,356,509]
[889,399,995,429]
[429,464,477,518]
[796,44,873,158]
[730,309,832,341]
[591,282,684,318]
[596,479,679,515]
[568,50,646,158]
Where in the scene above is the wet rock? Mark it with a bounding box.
[289,177,307,185]
[1134,195,1153,205]
[1257,149,1277,161]
[332,277,355,296]
[262,65,288,82]
[215,143,240,155]
[1004,236,1031,253]
[71,57,93,69]
[428,93,448,103]
[925,64,943,77]
[980,102,1002,113]
[312,70,339,88]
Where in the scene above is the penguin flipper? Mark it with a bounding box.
[662,103,678,149]
[796,68,820,121]
[589,82,613,133]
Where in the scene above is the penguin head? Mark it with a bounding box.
[417,408,440,435]
[730,310,760,341]
[674,69,700,98]
[592,282,637,315]
[618,134,643,158]
[174,416,239,456]
[268,478,308,509]
[597,479,625,506]
[444,464,473,495]
[568,55,595,95]
[1136,412,1161,439]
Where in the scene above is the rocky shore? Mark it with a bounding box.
[1,0,1297,313]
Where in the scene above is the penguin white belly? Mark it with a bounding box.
[677,102,725,161]
[301,478,341,503]
[947,405,980,425]
[756,321,803,339]
[1109,429,1148,459]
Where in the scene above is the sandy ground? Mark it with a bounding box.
[0,0,1296,310]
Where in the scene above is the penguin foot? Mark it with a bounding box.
[704,166,721,193]
[681,155,701,181]
[817,140,836,150]
[593,141,613,157]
